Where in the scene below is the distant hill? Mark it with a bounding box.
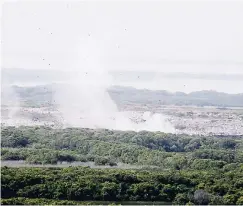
[2,84,243,108]
[2,68,243,107]
[108,86,243,107]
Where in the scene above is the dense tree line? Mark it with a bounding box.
[1,126,243,168]
[1,126,243,205]
[1,166,243,205]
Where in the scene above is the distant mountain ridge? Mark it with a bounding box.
[108,86,243,107]
[2,68,243,107]
[2,84,243,108]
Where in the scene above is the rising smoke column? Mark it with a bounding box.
[53,37,175,133]
[53,36,119,128]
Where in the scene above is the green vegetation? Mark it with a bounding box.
[1,126,243,167]
[1,126,243,205]
[1,166,243,205]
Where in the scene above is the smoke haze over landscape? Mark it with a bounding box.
[2,2,243,205]
[1,1,243,133]
[50,37,175,132]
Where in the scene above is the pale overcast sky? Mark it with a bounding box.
[1,0,243,74]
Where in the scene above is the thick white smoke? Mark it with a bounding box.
[53,37,175,133]
[1,80,21,125]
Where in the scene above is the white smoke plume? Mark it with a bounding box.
[53,37,175,133]
[1,79,21,125]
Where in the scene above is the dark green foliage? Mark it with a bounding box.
[218,139,237,149]
[190,159,227,170]
[94,157,117,166]
[1,126,243,167]
[1,129,30,147]
[1,126,243,205]
[1,166,243,205]
[1,149,27,160]
[173,193,189,205]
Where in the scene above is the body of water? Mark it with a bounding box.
[1,160,148,169]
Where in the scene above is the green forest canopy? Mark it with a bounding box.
[1,126,243,205]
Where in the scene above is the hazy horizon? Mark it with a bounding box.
[2,68,243,94]
[1,2,243,203]
[2,1,243,93]
[1,0,243,131]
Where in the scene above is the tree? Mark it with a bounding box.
[193,190,210,205]
[236,196,243,205]
[173,193,189,205]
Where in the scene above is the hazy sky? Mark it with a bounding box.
[2,0,243,74]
